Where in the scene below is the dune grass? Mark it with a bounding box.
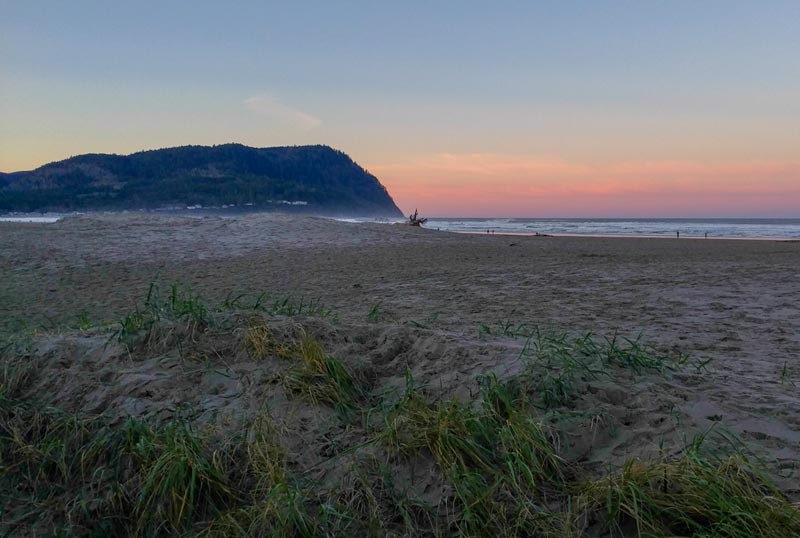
[3,288,797,537]
[0,357,34,408]
[133,421,233,534]
[250,292,337,320]
[114,283,338,356]
[0,398,236,536]
[240,316,297,360]
[578,449,800,537]
[1,402,133,535]
[282,334,364,416]
[512,328,693,408]
[115,282,210,350]
[2,360,798,537]
[378,372,568,535]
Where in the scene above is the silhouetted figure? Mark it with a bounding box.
[677,231,680,239]
[705,232,708,238]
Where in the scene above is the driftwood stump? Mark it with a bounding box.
[407,209,428,226]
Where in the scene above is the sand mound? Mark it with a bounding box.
[5,301,798,535]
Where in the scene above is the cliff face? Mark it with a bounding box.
[0,144,403,217]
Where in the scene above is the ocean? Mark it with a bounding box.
[343,217,800,239]
[426,218,800,239]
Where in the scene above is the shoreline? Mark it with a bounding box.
[457,230,800,241]
[4,213,799,241]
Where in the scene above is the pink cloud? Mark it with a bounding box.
[370,154,800,217]
[243,94,321,130]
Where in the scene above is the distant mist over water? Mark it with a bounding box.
[0,216,62,223]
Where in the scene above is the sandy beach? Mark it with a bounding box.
[2,213,799,534]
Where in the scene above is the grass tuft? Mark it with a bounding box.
[0,357,35,408]
[579,448,800,537]
[240,316,297,360]
[518,329,689,408]
[283,335,363,416]
[379,372,566,535]
[134,421,232,534]
[115,282,209,350]
[259,293,337,320]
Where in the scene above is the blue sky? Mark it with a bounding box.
[2,1,799,215]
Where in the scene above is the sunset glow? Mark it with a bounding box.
[373,156,800,217]
[2,2,799,217]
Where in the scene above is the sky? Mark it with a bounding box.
[1,1,799,217]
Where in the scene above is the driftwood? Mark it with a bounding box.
[407,209,428,227]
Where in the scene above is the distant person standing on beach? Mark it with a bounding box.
[677,231,680,238]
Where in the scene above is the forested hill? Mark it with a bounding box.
[0,144,403,217]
